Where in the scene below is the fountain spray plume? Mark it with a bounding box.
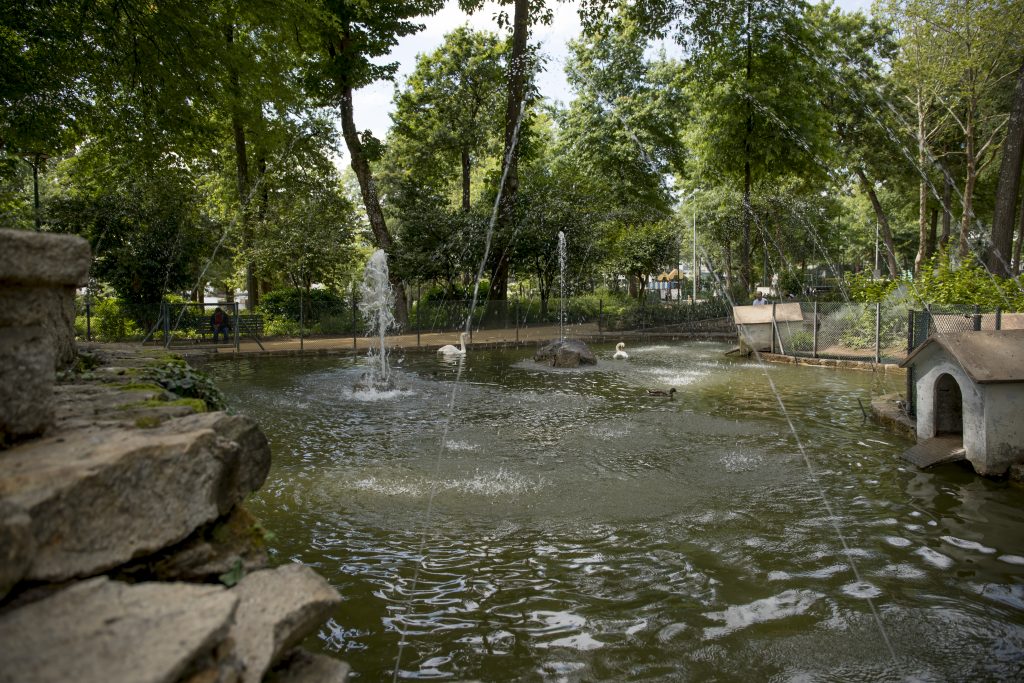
[359,249,397,390]
[559,230,567,341]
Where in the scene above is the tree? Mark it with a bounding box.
[990,61,1024,275]
[563,14,687,214]
[612,219,679,299]
[459,0,555,301]
[48,147,217,313]
[391,27,507,211]
[683,0,832,291]
[310,0,445,326]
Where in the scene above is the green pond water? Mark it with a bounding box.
[207,341,1024,681]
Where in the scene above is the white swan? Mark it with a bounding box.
[437,332,468,356]
[613,342,629,360]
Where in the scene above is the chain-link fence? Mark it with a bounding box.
[75,300,265,351]
[770,302,1022,364]
[75,292,734,352]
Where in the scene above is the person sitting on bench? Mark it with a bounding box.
[210,307,231,343]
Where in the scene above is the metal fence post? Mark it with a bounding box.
[299,287,304,352]
[515,299,520,343]
[351,280,357,351]
[996,307,1002,330]
[972,304,981,331]
[770,302,776,354]
[162,302,171,349]
[416,283,421,349]
[907,309,914,355]
[812,301,818,358]
[874,302,881,364]
[233,301,240,352]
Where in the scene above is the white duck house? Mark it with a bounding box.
[900,330,1024,476]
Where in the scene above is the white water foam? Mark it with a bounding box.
[940,536,997,554]
[444,440,479,452]
[703,589,823,639]
[841,581,883,599]
[349,468,546,498]
[720,451,764,472]
[883,536,913,548]
[914,547,954,569]
[998,554,1024,566]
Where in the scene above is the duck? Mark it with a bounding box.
[613,342,629,360]
[647,388,677,398]
[437,332,468,356]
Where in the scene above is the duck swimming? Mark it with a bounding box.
[647,388,677,398]
[613,342,629,360]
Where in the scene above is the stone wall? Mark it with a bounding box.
[0,231,352,683]
[0,346,351,682]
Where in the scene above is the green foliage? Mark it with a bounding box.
[846,272,902,303]
[847,252,1024,311]
[218,559,244,588]
[913,252,1024,310]
[90,298,144,342]
[260,288,348,323]
[142,361,226,412]
[787,329,814,352]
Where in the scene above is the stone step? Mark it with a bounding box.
[900,435,967,468]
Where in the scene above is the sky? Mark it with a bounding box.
[350,0,873,144]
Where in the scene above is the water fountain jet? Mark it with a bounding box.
[357,249,397,391]
[534,231,596,368]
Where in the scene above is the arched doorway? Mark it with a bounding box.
[934,373,963,435]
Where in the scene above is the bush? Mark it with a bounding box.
[787,329,814,352]
[259,288,348,324]
[92,298,144,342]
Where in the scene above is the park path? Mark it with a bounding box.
[229,322,608,355]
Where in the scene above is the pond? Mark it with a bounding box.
[207,341,1024,681]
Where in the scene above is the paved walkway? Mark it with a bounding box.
[210,323,733,356]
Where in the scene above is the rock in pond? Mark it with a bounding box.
[534,339,597,368]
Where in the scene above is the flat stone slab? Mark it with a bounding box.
[0,411,270,583]
[266,649,351,683]
[0,577,238,683]
[901,436,967,468]
[230,563,343,683]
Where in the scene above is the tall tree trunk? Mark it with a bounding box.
[959,106,977,260]
[490,0,530,302]
[724,239,733,291]
[856,168,900,278]
[1015,183,1024,274]
[741,0,753,292]
[461,147,471,212]
[337,78,409,326]
[989,61,1024,276]
[929,205,938,257]
[913,93,931,275]
[31,153,41,231]
[940,173,953,248]
[226,23,258,311]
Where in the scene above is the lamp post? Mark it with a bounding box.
[679,189,700,303]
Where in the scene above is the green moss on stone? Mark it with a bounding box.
[134,415,163,429]
[120,383,165,393]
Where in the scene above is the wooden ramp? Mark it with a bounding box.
[901,436,966,468]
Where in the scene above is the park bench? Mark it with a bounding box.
[172,312,264,345]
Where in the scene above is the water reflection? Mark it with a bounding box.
[207,342,1024,680]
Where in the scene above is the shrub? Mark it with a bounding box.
[259,288,348,324]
